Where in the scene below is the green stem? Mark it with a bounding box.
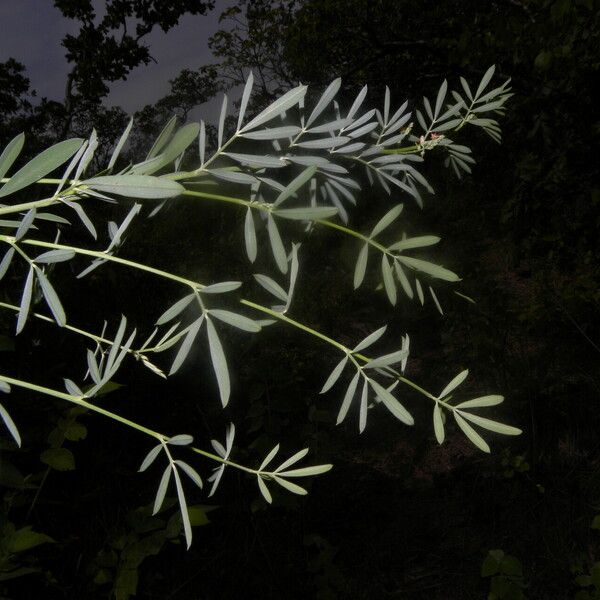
[0,373,255,472]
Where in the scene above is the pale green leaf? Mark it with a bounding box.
[274,166,317,207]
[153,465,172,514]
[457,411,522,436]
[336,370,360,425]
[174,460,203,489]
[274,206,337,220]
[370,379,413,425]
[0,402,21,447]
[381,255,397,305]
[16,267,34,335]
[439,369,469,399]
[454,412,490,453]
[370,204,404,238]
[147,116,177,159]
[433,403,444,444]
[169,316,203,375]
[353,325,387,353]
[267,213,288,274]
[454,395,504,409]
[206,317,230,407]
[200,282,242,294]
[244,207,258,263]
[168,434,194,445]
[353,243,369,290]
[320,355,348,394]
[84,175,184,199]
[272,475,308,495]
[139,444,163,472]
[0,138,83,198]
[36,269,66,326]
[240,85,307,133]
[156,294,195,326]
[257,476,272,504]
[259,444,280,471]
[275,448,309,472]
[398,255,460,282]
[0,133,25,179]
[209,309,261,332]
[277,464,333,478]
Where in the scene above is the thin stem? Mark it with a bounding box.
[0,373,255,473]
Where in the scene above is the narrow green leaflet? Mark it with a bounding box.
[398,255,460,282]
[240,126,302,140]
[454,395,504,409]
[370,204,404,238]
[272,475,307,495]
[274,166,317,207]
[434,79,448,119]
[139,444,163,472]
[0,402,21,447]
[274,206,337,221]
[237,72,254,131]
[168,434,194,445]
[240,85,307,133]
[201,282,242,294]
[253,274,288,303]
[15,208,36,241]
[156,294,195,326]
[206,317,230,407]
[169,316,203,375]
[152,465,172,514]
[353,243,369,289]
[276,464,333,478]
[389,235,440,252]
[453,412,490,453]
[433,404,444,444]
[257,476,272,504]
[36,269,66,326]
[84,175,184,199]
[439,369,469,399]
[0,138,84,198]
[320,355,348,394]
[16,266,34,334]
[147,115,177,159]
[381,256,397,305]
[172,469,192,549]
[218,94,227,147]
[456,411,521,436]
[174,460,203,489]
[306,78,341,128]
[359,379,368,433]
[476,65,496,99]
[415,278,424,305]
[259,444,280,471]
[209,309,261,333]
[34,250,75,264]
[370,379,413,426]
[394,261,413,299]
[364,348,407,369]
[224,152,283,169]
[429,286,444,315]
[141,122,200,174]
[244,207,257,263]
[274,448,310,472]
[0,248,15,282]
[353,325,387,353]
[0,133,25,179]
[336,370,360,425]
[267,213,288,274]
[107,117,134,172]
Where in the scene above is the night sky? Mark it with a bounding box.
[0,0,235,121]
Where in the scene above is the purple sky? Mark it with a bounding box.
[0,0,237,121]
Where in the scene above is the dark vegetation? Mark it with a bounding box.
[1,1,599,598]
